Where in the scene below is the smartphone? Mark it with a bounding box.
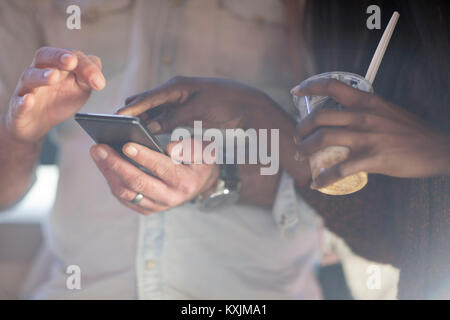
[75,112,166,174]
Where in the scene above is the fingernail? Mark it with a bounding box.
[91,74,105,90]
[148,121,161,133]
[310,181,319,190]
[95,146,108,160]
[291,84,303,95]
[291,83,308,95]
[124,144,138,157]
[60,53,72,64]
[114,106,123,115]
[43,69,53,79]
[169,142,184,163]
[19,94,28,105]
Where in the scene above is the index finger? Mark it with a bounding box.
[291,78,389,110]
[32,47,77,70]
[117,83,191,117]
[72,50,106,90]
[122,142,182,187]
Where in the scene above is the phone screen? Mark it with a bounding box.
[75,112,166,174]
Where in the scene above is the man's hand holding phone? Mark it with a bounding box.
[90,139,219,215]
[113,76,300,208]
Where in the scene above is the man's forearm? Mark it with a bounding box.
[0,118,43,208]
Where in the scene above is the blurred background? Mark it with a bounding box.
[0,136,58,299]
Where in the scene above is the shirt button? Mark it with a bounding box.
[161,56,173,66]
[85,8,100,22]
[145,260,155,270]
[254,15,266,24]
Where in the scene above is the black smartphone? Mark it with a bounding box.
[75,112,166,174]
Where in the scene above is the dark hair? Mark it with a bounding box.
[301,0,450,130]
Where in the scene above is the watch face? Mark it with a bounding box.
[197,178,241,212]
[197,160,241,212]
[198,190,240,212]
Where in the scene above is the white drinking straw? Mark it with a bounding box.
[365,11,400,84]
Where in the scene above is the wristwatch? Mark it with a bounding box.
[195,162,241,212]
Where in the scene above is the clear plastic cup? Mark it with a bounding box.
[293,72,373,195]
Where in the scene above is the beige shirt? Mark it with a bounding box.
[1,0,323,299]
